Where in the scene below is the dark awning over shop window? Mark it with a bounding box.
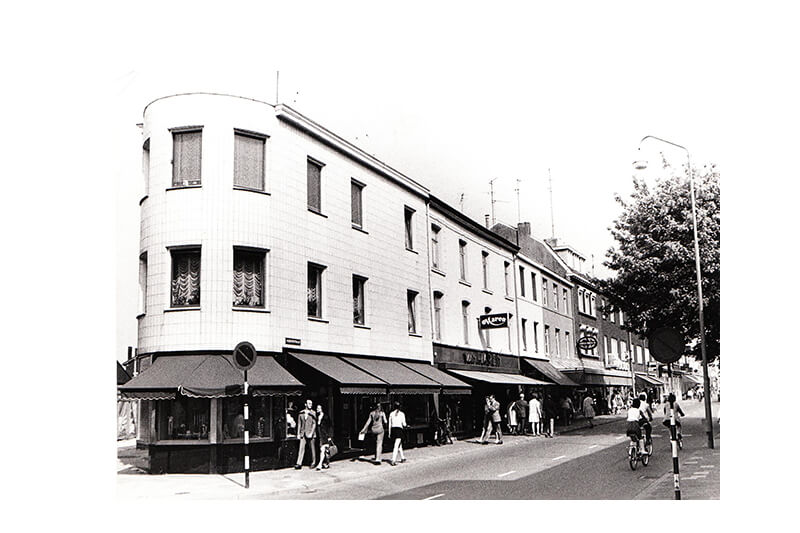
[342,357,442,395]
[635,373,665,387]
[565,368,632,387]
[521,358,580,387]
[681,373,703,385]
[117,355,304,400]
[398,361,471,395]
[288,352,386,395]
[447,369,552,386]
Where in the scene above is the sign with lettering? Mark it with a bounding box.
[479,313,510,329]
[577,335,598,352]
[463,351,502,367]
[284,338,302,346]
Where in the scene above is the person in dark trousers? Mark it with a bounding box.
[513,393,529,435]
[360,402,387,464]
[315,404,332,470]
[478,395,493,444]
[542,395,556,437]
[489,394,503,444]
[295,399,317,469]
[388,402,408,466]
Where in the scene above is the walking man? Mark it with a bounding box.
[489,394,503,444]
[513,393,528,435]
[529,394,542,436]
[295,399,317,469]
[582,393,596,428]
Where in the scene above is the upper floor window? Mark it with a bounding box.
[519,265,526,297]
[521,318,528,351]
[138,252,147,316]
[404,207,415,250]
[504,262,511,296]
[307,158,324,213]
[484,307,492,348]
[307,262,326,318]
[431,225,441,269]
[565,331,571,356]
[590,294,596,316]
[533,322,540,352]
[555,328,561,355]
[433,291,443,340]
[233,248,265,308]
[353,275,367,325]
[531,272,537,301]
[553,284,559,311]
[562,288,569,315]
[171,128,202,187]
[142,138,150,197]
[351,179,364,228]
[481,251,489,290]
[459,240,468,280]
[234,130,266,191]
[407,290,419,334]
[542,279,548,306]
[611,308,616,323]
[544,324,551,354]
[619,310,624,325]
[461,300,470,344]
[170,247,201,307]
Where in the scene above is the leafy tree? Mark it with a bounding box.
[597,165,720,362]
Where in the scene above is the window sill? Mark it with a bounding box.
[234,186,270,196]
[308,316,329,324]
[579,353,601,359]
[222,437,275,444]
[139,195,149,206]
[405,247,418,255]
[308,208,328,218]
[233,307,270,313]
[354,323,371,330]
[154,440,210,445]
[431,267,446,277]
[164,306,201,313]
[352,224,369,234]
[481,288,493,295]
[504,296,514,302]
[458,279,471,287]
[408,332,423,338]
[166,185,202,191]
[578,311,596,319]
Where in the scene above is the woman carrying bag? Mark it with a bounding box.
[315,404,334,471]
[359,402,387,465]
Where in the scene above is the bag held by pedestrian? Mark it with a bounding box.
[328,442,338,458]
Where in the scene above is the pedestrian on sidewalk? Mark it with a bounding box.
[479,396,492,444]
[507,401,517,435]
[529,394,542,436]
[295,399,317,469]
[542,395,556,437]
[360,402,387,465]
[315,404,332,471]
[489,395,503,444]
[513,393,528,435]
[388,402,408,466]
[614,391,624,415]
[582,394,596,428]
[560,396,573,426]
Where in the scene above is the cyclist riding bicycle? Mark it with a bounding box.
[638,392,654,446]
[662,392,685,439]
[626,398,649,456]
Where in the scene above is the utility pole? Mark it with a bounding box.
[548,168,555,238]
[489,178,498,227]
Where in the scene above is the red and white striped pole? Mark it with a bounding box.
[244,371,250,489]
[668,364,680,500]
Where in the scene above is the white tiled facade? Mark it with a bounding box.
[138,94,432,361]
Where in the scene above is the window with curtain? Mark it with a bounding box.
[172,129,202,187]
[433,291,443,340]
[308,263,325,317]
[170,248,201,307]
[431,226,441,269]
[404,207,415,250]
[307,158,323,212]
[234,131,266,190]
[461,301,470,344]
[407,290,418,334]
[542,279,548,306]
[351,179,364,228]
[563,288,569,315]
[553,284,559,310]
[233,248,265,307]
[544,325,551,354]
[353,275,366,325]
[459,240,467,280]
[481,251,489,290]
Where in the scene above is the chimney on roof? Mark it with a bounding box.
[484,214,490,228]
[517,222,531,237]
[545,237,558,247]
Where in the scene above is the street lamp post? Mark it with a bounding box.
[633,135,715,449]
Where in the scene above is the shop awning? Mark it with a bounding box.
[288,352,387,395]
[398,361,472,395]
[447,369,552,386]
[567,369,632,387]
[635,373,665,386]
[118,355,304,400]
[521,358,580,386]
[682,373,703,385]
[342,356,442,395]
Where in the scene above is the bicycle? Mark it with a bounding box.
[628,434,652,470]
[662,419,683,449]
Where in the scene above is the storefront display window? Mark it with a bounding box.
[222,396,274,441]
[394,395,430,426]
[156,397,210,441]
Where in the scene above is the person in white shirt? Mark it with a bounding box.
[662,393,685,439]
[637,393,654,444]
[626,398,648,455]
[388,402,408,466]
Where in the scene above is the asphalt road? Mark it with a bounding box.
[264,401,718,499]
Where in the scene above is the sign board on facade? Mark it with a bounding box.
[232,341,257,371]
[647,327,684,364]
[285,338,302,346]
[479,313,510,329]
[463,351,502,367]
[577,335,598,352]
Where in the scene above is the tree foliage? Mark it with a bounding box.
[597,165,720,362]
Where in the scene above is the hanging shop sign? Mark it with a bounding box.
[576,335,598,352]
[479,313,510,329]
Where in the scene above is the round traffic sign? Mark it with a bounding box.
[232,341,257,371]
[647,327,684,364]
[577,335,598,352]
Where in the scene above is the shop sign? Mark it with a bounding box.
[577,335,598,352]
[285,337,301,346]
[479,313,509,329]
[463,351,501,367]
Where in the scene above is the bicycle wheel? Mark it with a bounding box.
[629,445,638,470]
[678,436,683,450]
[645,439,653,457]
[642,449,650,466]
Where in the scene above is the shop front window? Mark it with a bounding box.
[156,397,210,441]
[222,396,274,441]
[393,395,430,426]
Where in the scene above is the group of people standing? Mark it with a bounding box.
[480,393,555,443]
[294,399,334,471]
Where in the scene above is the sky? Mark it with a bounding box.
[111,2,738,362]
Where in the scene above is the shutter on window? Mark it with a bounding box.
[234,134,264,190]
[173,131,202,186]
[307,161,321,210]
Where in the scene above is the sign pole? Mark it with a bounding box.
[244,369,250,489]
[668,363,681,500]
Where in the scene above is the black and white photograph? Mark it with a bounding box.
[5,0,798,528]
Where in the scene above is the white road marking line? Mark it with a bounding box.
[700,465,715,469]
[424,493,445,500]
[588,445,598,449]
[498,470,516,477]
[616,436,625,440]
[552,455,566,461]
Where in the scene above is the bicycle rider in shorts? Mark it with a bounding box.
[638,392,654,445]
[662,392,685,438]
[626,398,649,455]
